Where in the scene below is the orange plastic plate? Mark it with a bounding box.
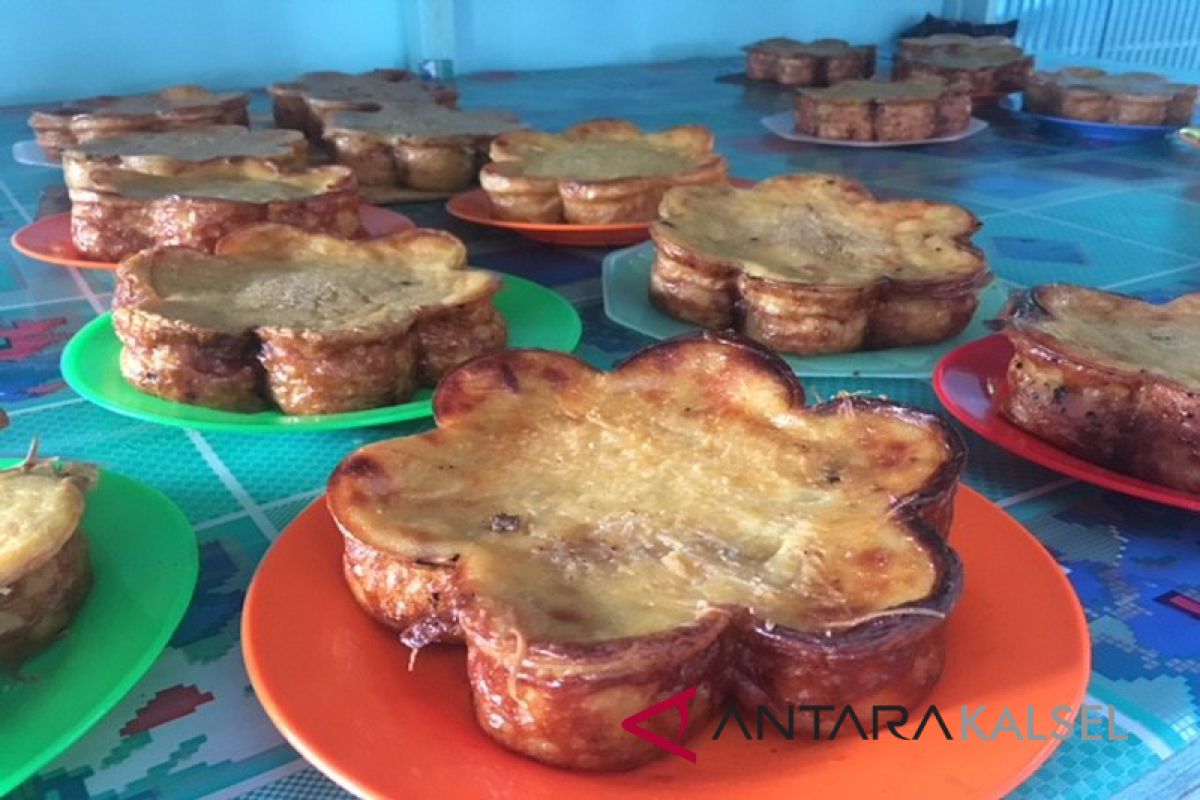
[243,486,1090,800]
[10,206,415,270]
[446,188,652,246]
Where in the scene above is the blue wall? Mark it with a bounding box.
[0,0,405,105]
[0,0,941,106]
[452,0,941,73]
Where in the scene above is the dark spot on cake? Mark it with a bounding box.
[1053,386,1069,404]
[541,366,570,386]
[489,513,521,533]
[498,363,520,393]
[875,440,914,468]
[548,607,586,623]
[337,454,383,479]
[856,548,892,570]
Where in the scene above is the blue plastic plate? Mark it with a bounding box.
[1001,96,1180,141]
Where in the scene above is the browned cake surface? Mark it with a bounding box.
[28,85,250,157]
[745,37,869,57]
[272,69,454,107]
[323,106,523,191]
[328,333,964,769]
[894,35,1031,95]
[794,76,971,141]
[0,449,97,667]
[743,37,876,86]
[650,175,989,355]
[479,119,727,223]
[63,126,307,190]
[899,33,1013,51]
[1024,68,1197,124]
[67,162,360,261]
[112,224,505,415]
[268,70,458,138]
[325,106,522,142]
[999,284,1200,493]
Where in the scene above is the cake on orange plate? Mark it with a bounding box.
[479,119,728,224]
[323,105,523,193]
[68,161,361,261]
[328,332,965,770]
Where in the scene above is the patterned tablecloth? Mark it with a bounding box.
[1,57,1199,800]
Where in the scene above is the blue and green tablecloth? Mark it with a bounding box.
[1,57,1198,799]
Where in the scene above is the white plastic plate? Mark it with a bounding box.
[12,139,59,168]
[760,112,988,148]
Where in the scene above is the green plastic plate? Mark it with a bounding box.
[0,464,197,796]
[61,274,583,433]
[602,242,1013,379]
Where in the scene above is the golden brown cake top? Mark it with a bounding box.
[35,85,247,121]
[0,447,96,586]
[652,174,987,287]
[905,45,1028,69]
[1036,68,1191,98]
[487,119,719,182]
[65,125,303,161]
[115,224,499,335]
[744,37,871,56]
[73,162,354,203]
[798,76,956,103]
[328,334,963,643]
[269,69,453,107]
[1004,285,1200,389]
[899,33,1015,51]
[324,105,523,142]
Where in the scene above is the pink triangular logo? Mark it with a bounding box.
[620,686,698,763]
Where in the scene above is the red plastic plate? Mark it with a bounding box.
[934,334,1200,511]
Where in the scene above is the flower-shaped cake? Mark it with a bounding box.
[894,34,1033,95]
[114,224,505,415]
[28,85,250,158]
[650,174,990,355]
[743,37,876,86]
[323,105,524,192]
[1023,68,1197,125]
[63,126,309,192]
[268,70,458,139]
[479,119,728,224]
[328,333,965,770]
[69,161,361,261]
[795,76,972,141]
[1000,284,1200,493]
